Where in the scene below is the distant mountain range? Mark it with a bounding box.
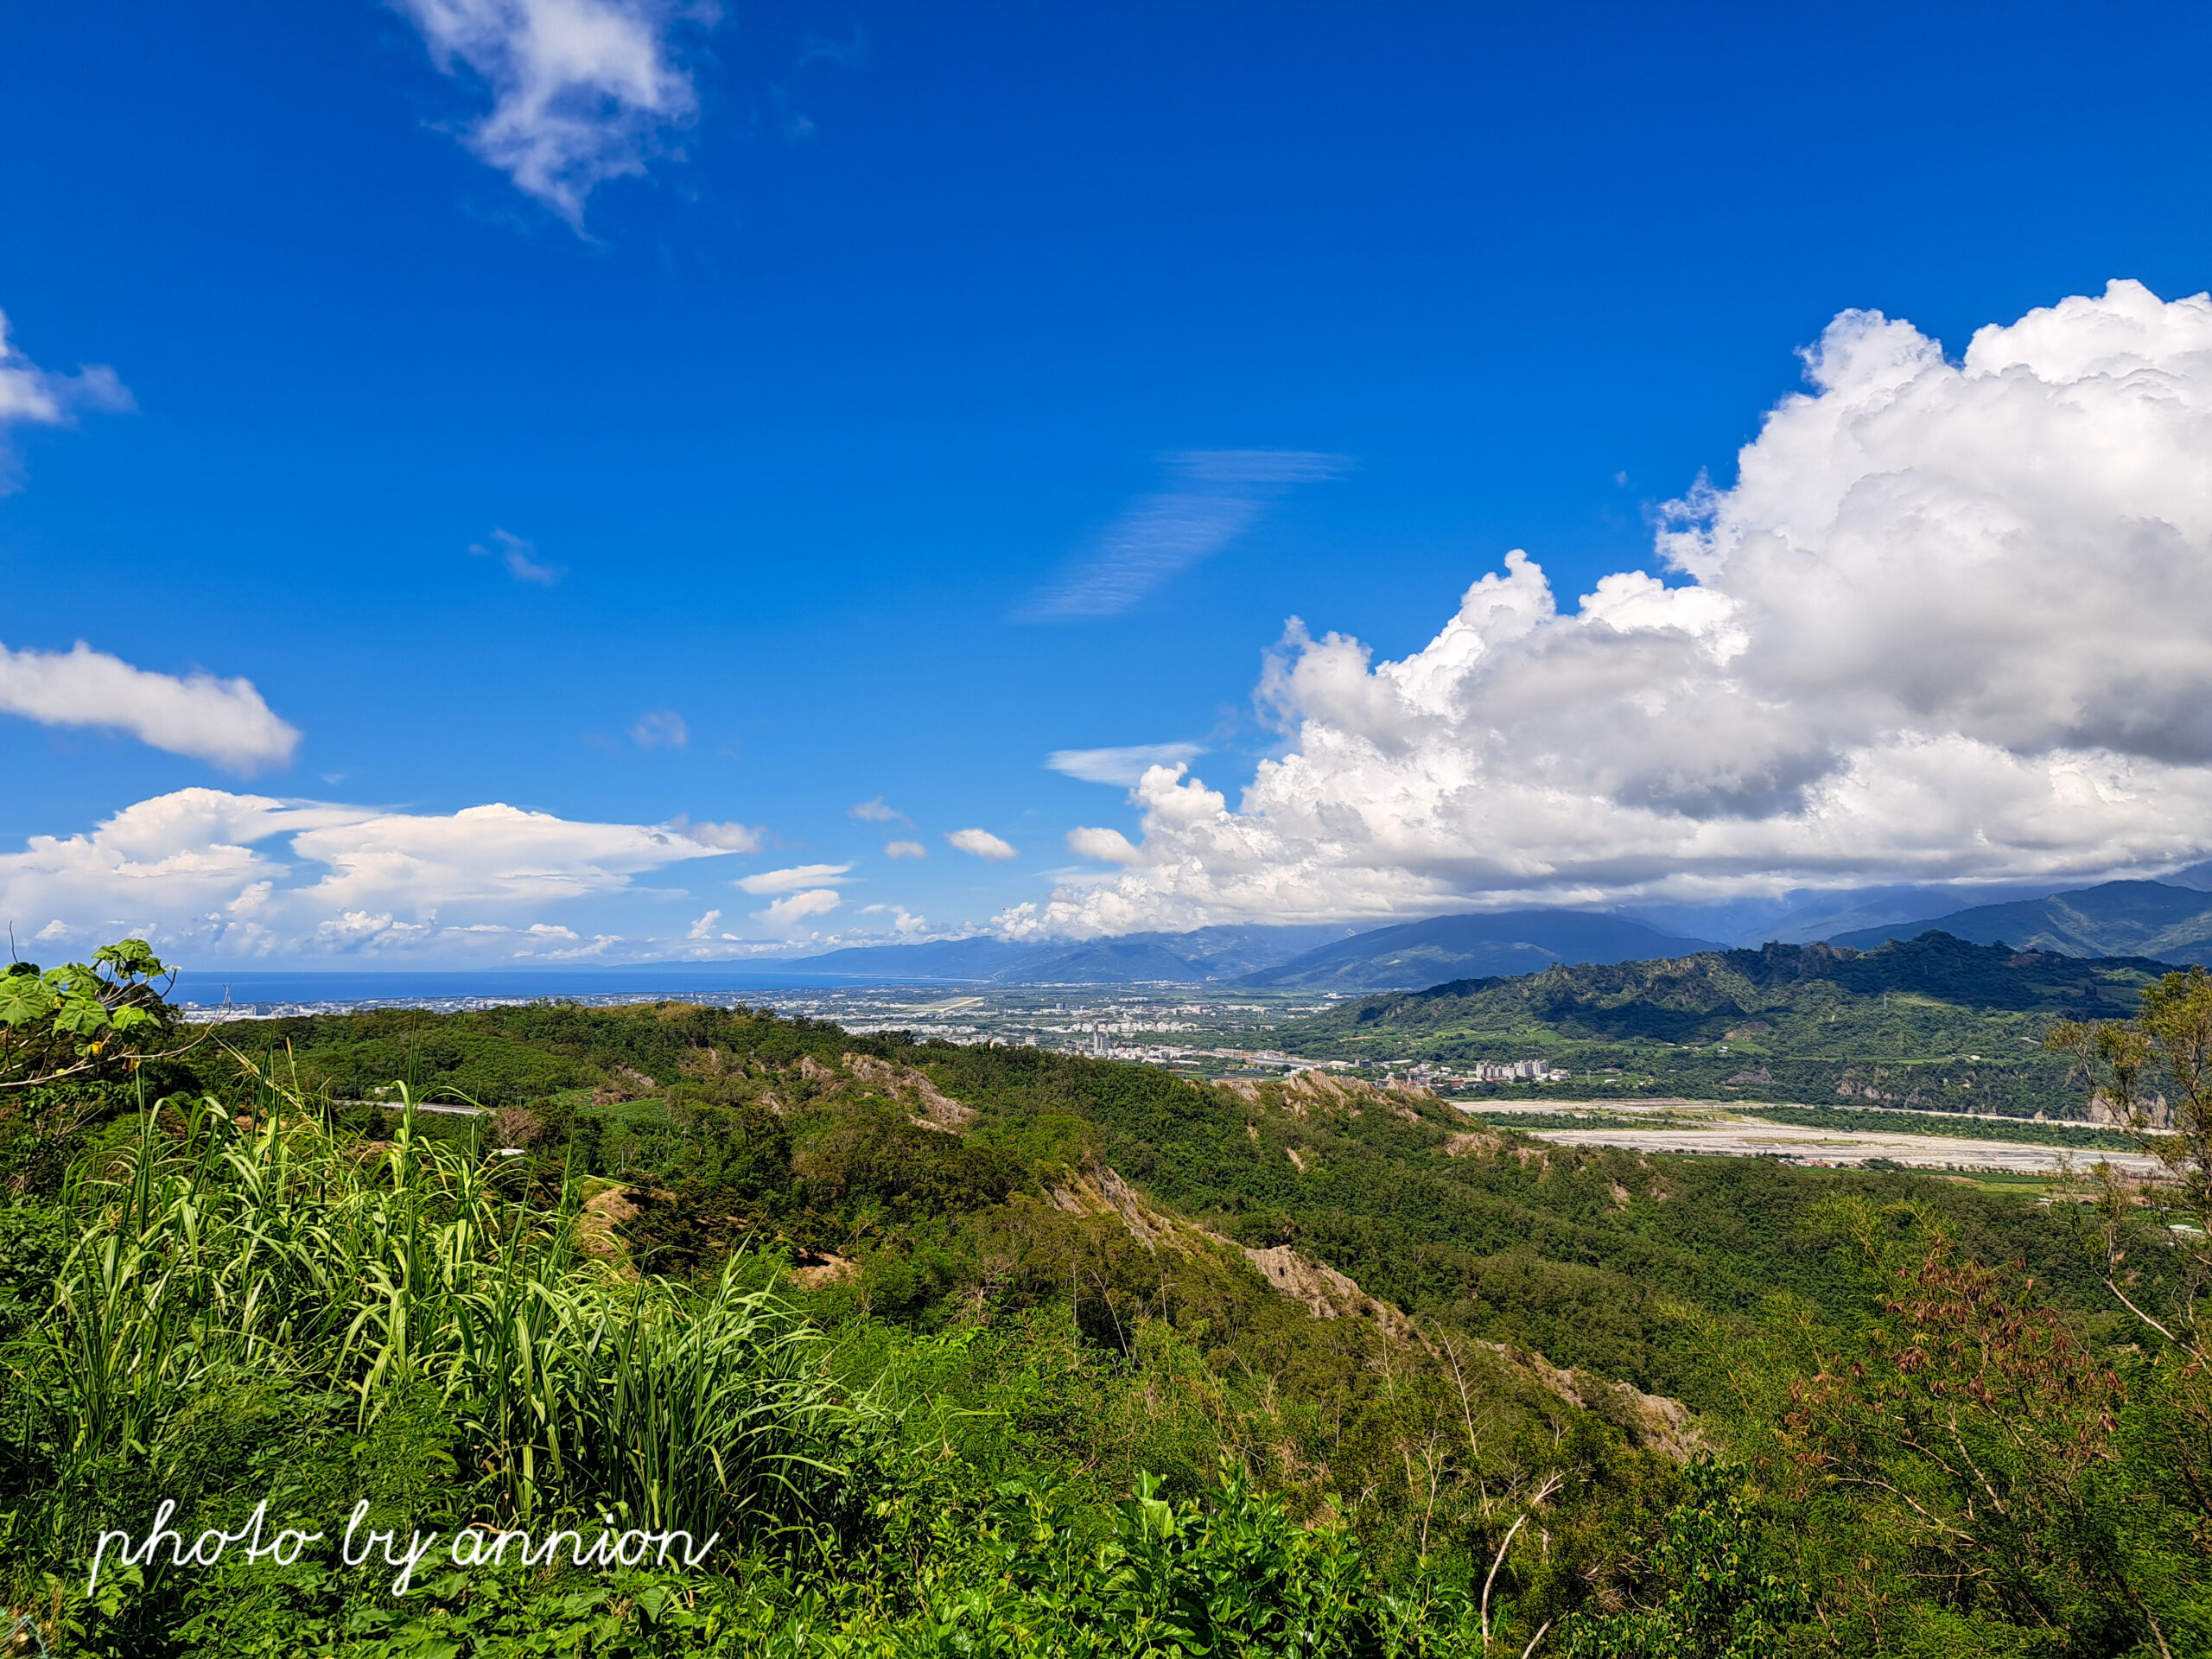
[1232,911,1722,990]
[175,868,2212,1006]
[779,924,1361,986]
[1827,880,2212,966]
[777,911,1722,989]
[772,878,2212,990]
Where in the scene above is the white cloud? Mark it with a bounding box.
[1046,742,1206,785]
[946,828,1017,861]
[0,308,132,491]
[395,0,715,227]
[754,887,840,928]
[735,861,851,894]
[1018,451,1345,620]
[686,907,721,938]
[1066,826,1142,866]
[671,817,764,852]
[1002,282,2212,937]
[0,640,301,773]
[0,788,738,960]
[630,708,689,749]
[862,902,933,935]
[469,528,560,584]
[883,839,926,859]
[848,796,907,822]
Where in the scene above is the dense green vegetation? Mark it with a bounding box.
[1282,932,2167,1116]
[3,944,2209,1656]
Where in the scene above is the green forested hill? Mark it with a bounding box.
[5,976,2208,1656]
[1277,931,2168,1116]
[185,997,2121,1392]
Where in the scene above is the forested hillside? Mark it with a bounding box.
[1280,931,2171,1116]
[3,944,2209,1656]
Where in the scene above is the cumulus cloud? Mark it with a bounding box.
[1046,742,1206,785]
[0,309,133,490]
[1066,826,1141,865]
[735,861,851,894]
[0,788,736,958]
[0,640,301,772]
[469,528,560,584]
[395,0,715,227]
[883,840,926,859]
[848,796,907,823]
[1018,451,1345,620]
[1001,282,2212,938]
[753,887,840,927]
[686,907,721,938]
[946,828,1017,861]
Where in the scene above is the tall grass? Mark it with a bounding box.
[26,1086,850,1544]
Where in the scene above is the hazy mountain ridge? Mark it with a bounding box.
[778,913,1715,987]
[1827,880,2212,964]
[1233,910,1724,990]
[781,923,1361,984]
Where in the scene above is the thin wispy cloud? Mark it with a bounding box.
[848,796,908,823]
[629,708,688,749]
[1018,450,1345,621]
[0,308,133,492]
[665,815,763,851]
[1046,742,1205,785]
[394,0,718,229]
[470,528,561,584]
[736,861,852,894]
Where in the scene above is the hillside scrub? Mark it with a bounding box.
[2,945,2209,1654]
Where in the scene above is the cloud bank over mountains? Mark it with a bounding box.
[3,789,735,960]
[1013,282,2212,938]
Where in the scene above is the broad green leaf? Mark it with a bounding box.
[51,994,112,1038]
[0,974,57,1027]
[44,963,102,999]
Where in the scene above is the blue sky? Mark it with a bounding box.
[4,1,2212,963]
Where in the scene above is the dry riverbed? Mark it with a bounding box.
[1457,1099,2167,1179]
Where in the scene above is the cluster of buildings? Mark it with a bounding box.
[1408,1059,1571,1085]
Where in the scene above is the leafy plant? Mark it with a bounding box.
[1555,1457,1806,1659]
[0,940,180,1092]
